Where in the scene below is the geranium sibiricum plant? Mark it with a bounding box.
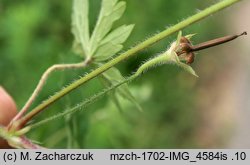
[0,0,246,148]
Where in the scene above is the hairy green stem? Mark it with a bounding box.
[15,0,242,129]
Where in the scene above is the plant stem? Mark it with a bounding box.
[15,0,243,129]
[11,58,92,125]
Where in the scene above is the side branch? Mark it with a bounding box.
[11,58,92,124]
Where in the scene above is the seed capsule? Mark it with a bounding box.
[176,32,247,64]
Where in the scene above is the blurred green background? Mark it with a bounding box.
[1,0,249,148]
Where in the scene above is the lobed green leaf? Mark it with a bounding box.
[90,1,126,55]
[71,0,90,57]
